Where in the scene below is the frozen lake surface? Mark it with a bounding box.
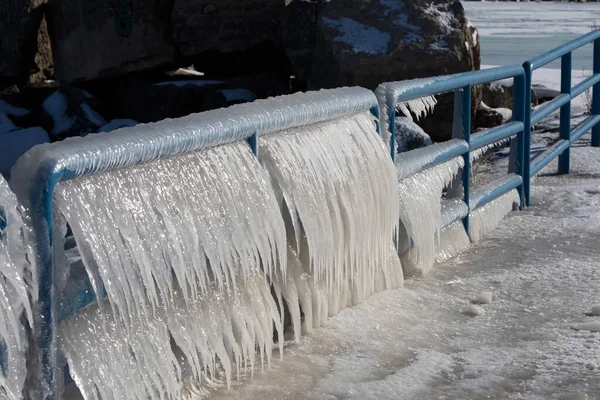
[463,1,600,69]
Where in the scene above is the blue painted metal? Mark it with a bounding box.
[461,85,472,233]
[570,114,600,143]
[530,94,571,125]
[470,121,523,151]
[469,174,523,211]
[440,198,469,230]
[530,140,570,178]
[528,30,600,70]
[512,73,527,210]
[9,87,379,400]
[248,132,258,155]
[522,61,533,206]
[571,73,600,98]
[593,39,600,147]
[394,139,468,181]
[558,53,573,174]
[0,208,5,234]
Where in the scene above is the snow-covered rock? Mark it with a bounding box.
[283,0,480,141]
[462,305,486,317]
[570,322,600,333]
[0,99,30,134]
[471,292,493,305]
[98,119,138,133]
[586,305,600,317]
[395,117,432,153]
[41,86,107,139]
[0,127,50,179]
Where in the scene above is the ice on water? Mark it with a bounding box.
[0,177,32,400]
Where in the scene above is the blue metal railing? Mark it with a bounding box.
[376,65,526,232]
[8,87,379,400]
[522,30,600,206]
[4,29,600,400]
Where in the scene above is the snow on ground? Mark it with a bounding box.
[205,132,600,400]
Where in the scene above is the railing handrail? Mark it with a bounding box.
[527,29,600,70]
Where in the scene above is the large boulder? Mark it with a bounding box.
[0,0,51,84]
[172,0,288,77]
[39,86,107,140]
[46,0,174,82]
[284,0,481,141]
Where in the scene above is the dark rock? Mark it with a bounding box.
[0,0,47,83]
[86,77,258,124]
[1,127,50,180]
[532,84,559,104]
[482,81,538,110]
[46,0,175,82]
[474,102,505,129]
[28,15,54,85]
[172,0,286,76]
[0,97,32,133]
[284,0,481,142]
[39,86,107,140]
[395,117,432,153]
[97,118,138,133]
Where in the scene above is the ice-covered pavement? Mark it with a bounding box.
[208,137,600,400]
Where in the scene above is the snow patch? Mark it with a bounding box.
[322,17,391,55]
[97,119,138,133]
[43,91,76,135]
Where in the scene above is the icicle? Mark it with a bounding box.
[397,95,437,122]
[434,220,471,263]
[0,177,32,400]
[259,111,402,319]
[397,157,464,277]
[55,141,287,324]
[468,189,520,243]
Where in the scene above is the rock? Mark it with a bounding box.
[482,81,538,110]
[172,0,288,76]
[284,0,481,142]
[0,99,31,133]
[395,116,432,153]
[46,0,174,82]
[585,305,600,317]
[28,16,54,85]
[462,305,485,317]
[570,322,600,333]
[471,291,493,305]
[40,86,107,139]
[91,77,258,124]
[0,0,47,83]
[474,102,505,129]
[0,127,50,180]
[532,84,560,104]
[98,119,138,133]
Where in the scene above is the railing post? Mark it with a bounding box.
[522,61,533,207]
[558,52,572,174]
[511,73,526,209]
[592,39,600,147]
[248,132,258,156]
[461,84,472,233]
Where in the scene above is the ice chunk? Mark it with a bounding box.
[471,292,493,305]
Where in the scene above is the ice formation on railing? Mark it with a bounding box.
[397,95,437,122]
[0,178,32,400]
[470,135,514,164]
[259,112,402,319]
[55,141,288,398]
[435,220,471,264]
[468,189,520,243]
[396,157,464,277]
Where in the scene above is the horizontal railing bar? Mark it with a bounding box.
[530,139,570,177]
[529,30,600,70]
[570,114,600,143]
[395,139,468,181]
[571,73,600,98]
[470,121,523,151]
[380,66,525,103]
[441,198,469,230]
[531,94,571,125]
[469,174,523,211]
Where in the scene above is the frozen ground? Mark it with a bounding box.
[205,133,600,400]
[463,2,600,69]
